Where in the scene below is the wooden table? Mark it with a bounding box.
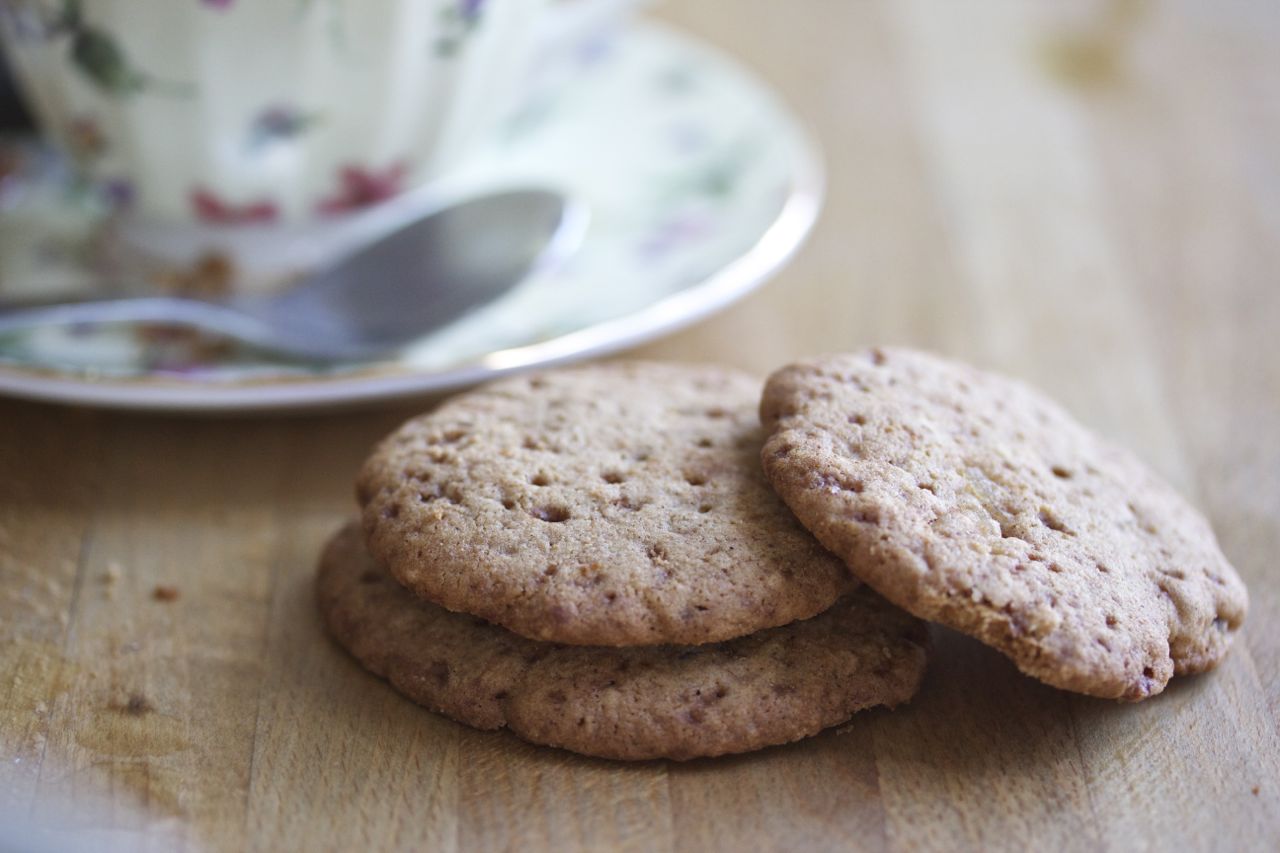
[3,1,1278,849]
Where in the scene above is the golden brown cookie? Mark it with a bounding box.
[317,522,929,761]
[760,348,1248,701]
[357,362,852,646]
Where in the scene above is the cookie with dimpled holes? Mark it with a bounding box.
[759,348,1248,701]
[357,362,853,646]
[318,522,930,761]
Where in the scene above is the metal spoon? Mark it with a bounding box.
[0,189,581,362]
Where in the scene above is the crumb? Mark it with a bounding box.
[152,585,180,602]
[34,700,48,715]
[1253,786,1260,796]
[102,563,122,584]
[114,693,153,716]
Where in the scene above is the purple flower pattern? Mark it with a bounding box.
[246,105,322,152]
[436,0,486,57]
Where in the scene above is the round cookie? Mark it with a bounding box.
[318,522,929,761]
[760,348,1248,701]
[357,362,852,646]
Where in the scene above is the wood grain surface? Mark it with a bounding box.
[3,1,1279,850]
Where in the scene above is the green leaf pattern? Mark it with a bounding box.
[53,0,191,97]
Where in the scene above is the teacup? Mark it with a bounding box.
[0,0,631,280]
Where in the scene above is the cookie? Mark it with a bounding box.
[318,522,929,761]
[760,348,1248,701]
[357,362,852,646]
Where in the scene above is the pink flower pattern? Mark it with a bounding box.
[317,163,409,215]
[190,187,279,225]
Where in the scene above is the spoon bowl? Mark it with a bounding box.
[0,190,581,362]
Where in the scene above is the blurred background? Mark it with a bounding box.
[1,1,1277,850]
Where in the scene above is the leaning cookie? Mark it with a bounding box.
[318,522,929,761]
[357,362,852,647]
[760,348,1248,701]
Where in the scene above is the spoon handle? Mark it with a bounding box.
[0,296,270,345]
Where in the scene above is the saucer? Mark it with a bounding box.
[0,22,821,412]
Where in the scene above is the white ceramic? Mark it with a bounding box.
[0,0,625,228]
[0,22,823,412]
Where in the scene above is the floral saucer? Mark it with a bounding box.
[0,22,821,412]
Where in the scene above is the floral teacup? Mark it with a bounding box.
[0,0,631,281]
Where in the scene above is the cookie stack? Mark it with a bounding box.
[317,350,1248,761]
